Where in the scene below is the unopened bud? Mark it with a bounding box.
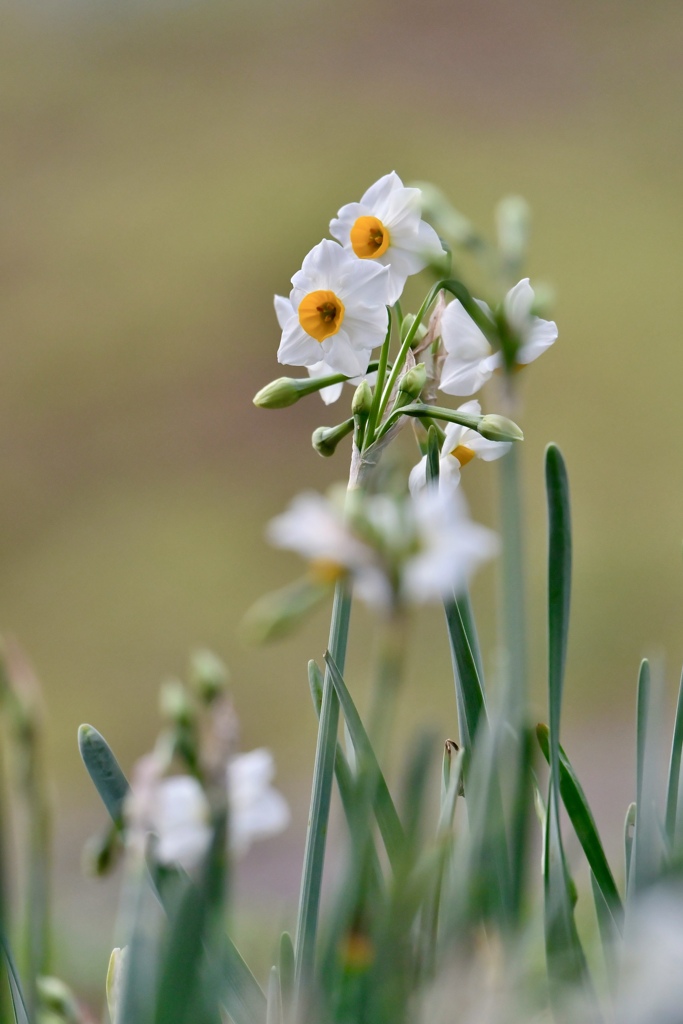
[312,417,354,458]
[159,679,195,727]
[478,414,524,443]
[254,372,346,409]
[398,362,427,400]
[351,380,373,420]
[400,314,428,346]
[243,579,328,644]
[189,649,229,703]
[106,947,128,1024]
[496,195,530,270]
[37,976,83,1024]
[253,377,304,409]
[83,825,122,876]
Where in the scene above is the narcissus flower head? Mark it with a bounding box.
[127,750,289,871]
[409,400,511,495]
[267,485,497,610]
[276,239,390,380]
[330,172,446,305]
[439,278,557,396]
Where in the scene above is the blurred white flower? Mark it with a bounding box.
[408,400,511,495]
[267,485,498,609]
[614,887,683,1024]
[402,485,499,602]
[274,294,376,405]
[267,490,392,608]
[276,239,390,378]
[439,278,557,396]
[129,750,289,872]
[330,171,446,305]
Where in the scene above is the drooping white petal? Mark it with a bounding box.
[307,360,344,404]
[517,315,558,364]
[503,278,535,335]
[320,331,370,377]
[277,318,326,368]
[360,171,403,215]
[267,492,374,570]
[274,294,295,331]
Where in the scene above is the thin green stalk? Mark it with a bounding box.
[294,583,352,994]
[499,443,527,721]
[376,286,439,427]
[364,315,392,447]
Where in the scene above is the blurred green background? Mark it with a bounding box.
[2,0,683,997]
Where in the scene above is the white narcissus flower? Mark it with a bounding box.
[274,295,375,405]
[130,750,290,872]
[439,278,557,397]
[330,172,446,305]
[276,239,390,379]
[409,401,511,495]
[268,486,498,609]
[227,748,291,856]
[267,490,392,608]
[402,485,499,603]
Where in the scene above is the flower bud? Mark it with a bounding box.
[82,825,122,876]
[312,417,354,457]
[400,314,428,346]
[37,976,83,1024]
[398,362,427,400]
[351,380,373,420]
[253,377,304,409]
[160,679,195,728]
[496,195,530,271]
[478,414,524,443]
[243,579,328,644]
[189,649,229,703]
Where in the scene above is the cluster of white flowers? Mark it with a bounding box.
[274,171,557,408]
[267,485,498,611]
[126,748,290,873]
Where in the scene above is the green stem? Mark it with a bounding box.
[499,443,527,720]
[364,314,392,447]
[376,286,439,427]
[294,582,352,994]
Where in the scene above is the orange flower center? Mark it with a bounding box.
[350,215,390,259]
[298,290,345,343]
[451,444,475,467]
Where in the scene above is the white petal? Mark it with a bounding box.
[467,433,512,461]
[440,300,491,360]
[360,171,404,215]
[336,258,391,307]
[277,319,325,368]
[503,278,535,336]
[274,294,295,330]
[321,332,370,377]
[517,316,558,364]
[329,202,369,246]
[409,456,428,496]
[439,353,494,396]
[295,238,352,291]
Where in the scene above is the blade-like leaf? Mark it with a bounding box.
[537,724,623,930]
[278,932,294,1024]
[323,651,405,865]
[1,934,29,1024]
[628,659,663,900]
[442,599,486,751]
[154,816,228,1024]
[665,664,683,846]
[624,803,636,889]
[219,937,268,1024]
[78,724,130,826]
[544,444,594,997]
[266,968,282,1024]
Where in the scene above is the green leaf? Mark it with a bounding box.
[1,933,30,1024]
[624,803,636,889]
[536,724,623,930]
[323,651,405,867]
[218,937,268,1024]
[665,664,683,846]
[628,659,662,899]
[154,816,228,1024]
[278,933,294,1024]
[544,444,593,995]
[426,425,440,484]
[295,584,352,992]
[266,968,282,1024]
[442,599,486,751]
[77,724,130,826]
